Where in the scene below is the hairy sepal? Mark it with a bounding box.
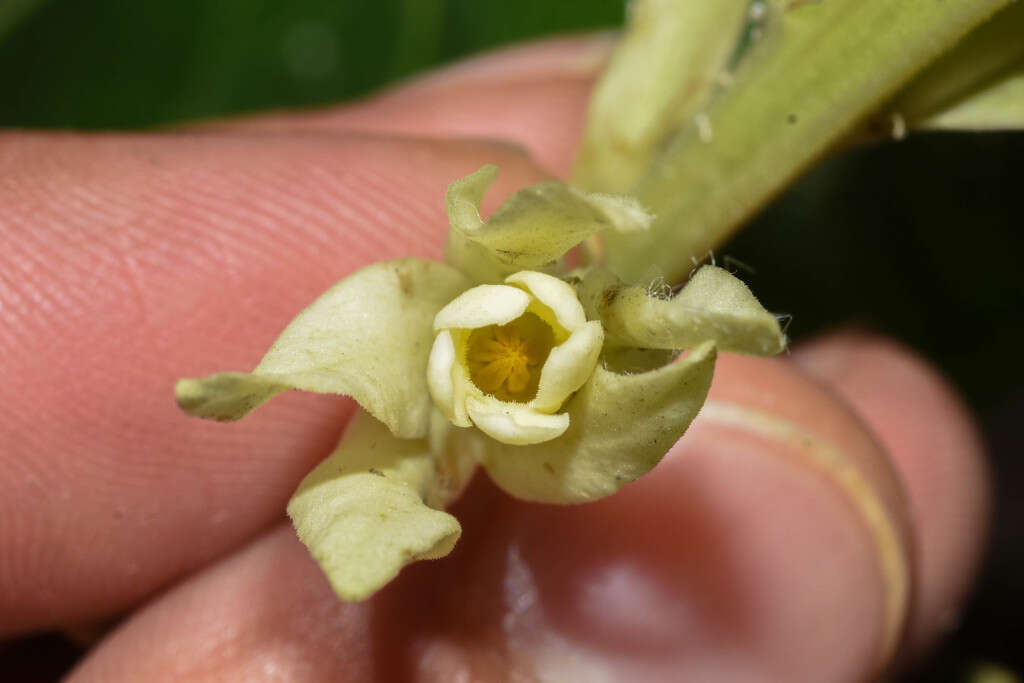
[176,259,472,438]
[287,410,462,601]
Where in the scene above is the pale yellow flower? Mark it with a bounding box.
[428,270,603,445]
[175,165,786,601]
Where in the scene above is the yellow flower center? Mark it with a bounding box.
[466,312,554,401]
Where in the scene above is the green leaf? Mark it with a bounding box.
[601,0,1014,283]
[176,259,471,438]
[444,165,650,284]
[0,0,49,42]
[577,265,786,356]
[573,0,751,193]
[0,0,625,129]
[458,341,716,504]
[917,63,1024,131]
[287,409,461,601]
[884,2,1024,130]
[388,0,445,80]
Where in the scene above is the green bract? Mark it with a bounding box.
[287,410,463,601]
[576,265,787,356]
[176,165,785,601]
[175,259,471,438]
[445,165,650,284]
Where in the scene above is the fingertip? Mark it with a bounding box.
[68,526,377,683]
[794,331,991,657]
[210,33,616,177]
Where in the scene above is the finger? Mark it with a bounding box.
[0,131,548,635]
[793,331,991,657]
[71,351,924,682]
[205,33,615,178]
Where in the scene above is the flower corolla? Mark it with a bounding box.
[428,271,603,445]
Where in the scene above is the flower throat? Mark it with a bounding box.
[465,312,554,402]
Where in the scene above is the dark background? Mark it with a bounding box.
[1,1,1020,680]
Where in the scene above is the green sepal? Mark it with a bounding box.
[175,259,472,438]
[287,409,462,601]
[444,165,650,284]
[917,64,1024,131]
[884,2,1024,131]
[456,341,716,504]
[577,266,786,356]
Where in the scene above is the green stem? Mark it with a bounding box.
[603,0,1013,283]
[0,0,49,42]
[886,2,1024,127]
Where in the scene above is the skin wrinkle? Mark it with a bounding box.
[700,400,907,670]
[0,132,550,634]
[793,333,991,656]
[218,78,597,178]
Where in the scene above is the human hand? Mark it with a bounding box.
[0,35,989,681]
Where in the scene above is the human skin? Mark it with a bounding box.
[0,35,989,681]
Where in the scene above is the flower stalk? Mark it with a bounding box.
[575,0,1015,283]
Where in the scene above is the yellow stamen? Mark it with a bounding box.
[466,312,554,401]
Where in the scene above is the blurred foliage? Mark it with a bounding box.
[730,133,1024,416]
[0,0,622,128]
[0,0,49,42]
[1,1,1022,680]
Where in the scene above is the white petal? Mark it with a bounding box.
[426,331,457,422]
[433,284,530,331]
[449,357,474,428]
[531,321,604,413]
[505,270,587,332]
[466,395,569,445]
